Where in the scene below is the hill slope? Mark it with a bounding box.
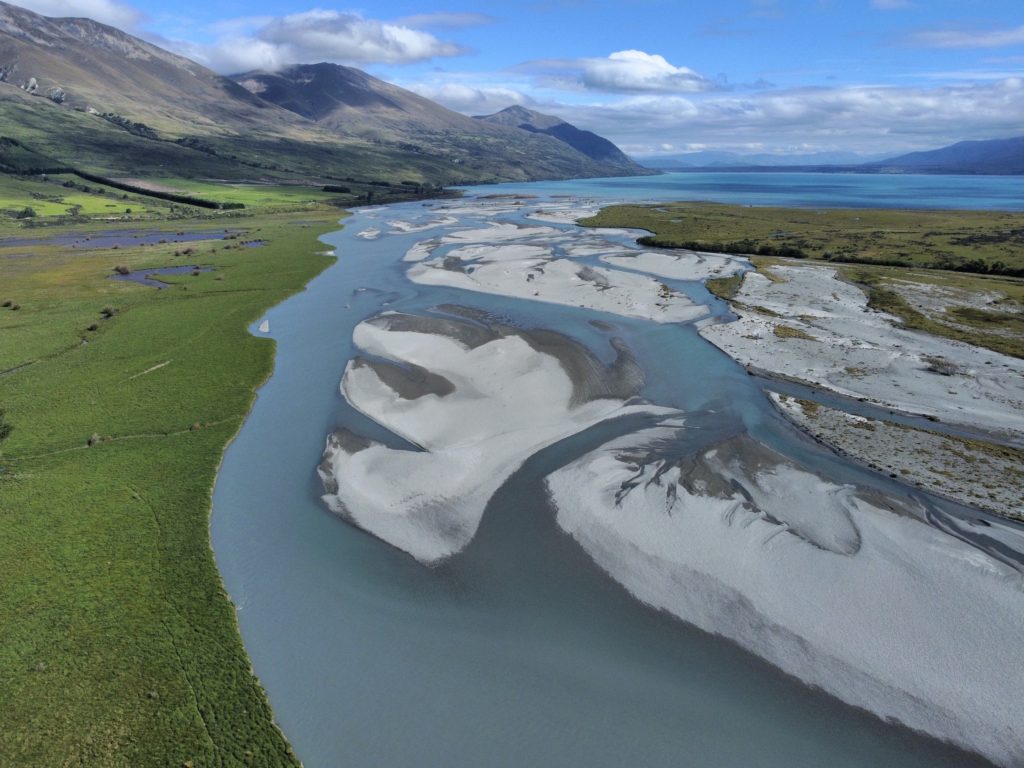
[0,1,304,139]
[0,3,640,184]
[476,105,644,172]
[869,136,1024,175]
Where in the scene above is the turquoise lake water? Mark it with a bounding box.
[211,173,1020,767]
[465,170,1024,210]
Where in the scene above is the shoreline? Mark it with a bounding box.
[206,216,344,760]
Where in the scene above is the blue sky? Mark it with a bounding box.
[20,0,1024,156]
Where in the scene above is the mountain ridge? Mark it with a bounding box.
[475,105,643,171]
[870,136,1024,175]
[0,2,644,185]
[233,64,644,180]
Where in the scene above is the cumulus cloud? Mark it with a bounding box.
[16,0,142,28]
[581,50,715,92]
[175,10,469,73]
[550,78,1024,156]
[908,25,1024,49]
[405,82,534,114]
[526,50,717,94]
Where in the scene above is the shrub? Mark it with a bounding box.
[100,306,116,319]
[0,408,12,442]
[923,355,961,376]
[773,324,816,341]
[15,207,36,219]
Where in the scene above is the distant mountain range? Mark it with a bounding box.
[866,136,1024,175]
[0,2,642,185]
[643,136,1024,176]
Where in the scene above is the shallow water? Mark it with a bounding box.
[108,265,208,288]
[0,228,235,249]
[211,173,1021,767]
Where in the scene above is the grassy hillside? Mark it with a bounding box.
[581,202,1024,276]
[0,194,346,765]
[0,3,642,188]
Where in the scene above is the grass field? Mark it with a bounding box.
[121,178,344,211]
[0,174,171,222]
[0,204,344,766]
[581,202,1024,275]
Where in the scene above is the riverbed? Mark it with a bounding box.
[211,173,1023,768]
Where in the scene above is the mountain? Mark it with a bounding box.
[0,1,289,135]
[0,2,640,185]
[475,105,644,172]
[642,150,886,169]
[233,64,640,181]
[868,136,1024,175]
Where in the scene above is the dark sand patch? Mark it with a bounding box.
[351,358,455,400]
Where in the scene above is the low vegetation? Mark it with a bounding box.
[0,177,352,765]
[580,201,1024,276]
[581,202,1023,359]
[773,324,817,341]
[844,266,1023,359]
[705,273,743,300]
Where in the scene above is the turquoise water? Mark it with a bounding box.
[211,174,1018,767]
[466,170,1024,210]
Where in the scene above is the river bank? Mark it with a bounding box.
[0,208,343,766]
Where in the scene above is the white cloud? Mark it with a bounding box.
[524,50,716,94]
[175,10,469,73]
[548,78,1024,156]
[16,0,142,28]
[870,0,913,9]
[407,82,534,114]
[581,50,714,92]
[909,25,1024,49]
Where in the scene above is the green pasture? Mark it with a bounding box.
[0,174,170,222]
[137,178,342,210]
[0,208,344,766]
